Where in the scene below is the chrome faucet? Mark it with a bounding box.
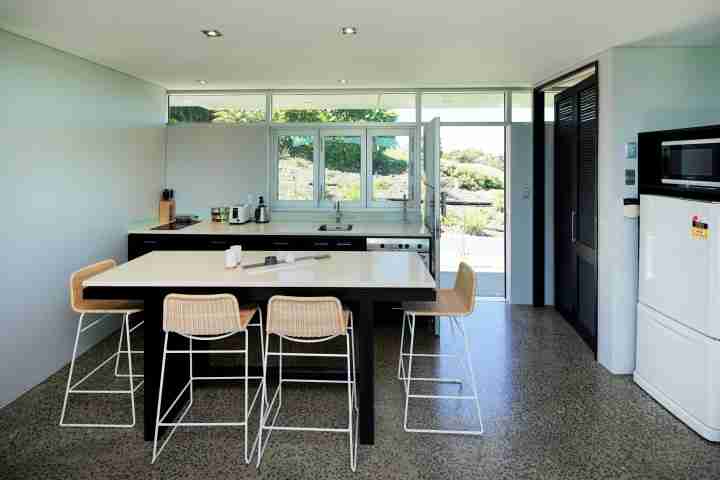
[389,193,409,223]
[335,200,343,224]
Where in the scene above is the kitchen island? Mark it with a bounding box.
[83,250,436,445]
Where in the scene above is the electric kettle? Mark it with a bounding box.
[254,196,270,223]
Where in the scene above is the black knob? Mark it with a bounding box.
[417,244,423,249]
[380,243,385,248]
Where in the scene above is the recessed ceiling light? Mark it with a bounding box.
[197,80,208,85]
[202,29,223,38]
[338,79,349,85]
[340,26,357,35]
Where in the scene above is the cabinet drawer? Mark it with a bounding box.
[187,236,259,251]
[329,238,365,251]
[253,236,366,251]
[305,237,366,251]
[128,234,189,260]
[255,237,302,250]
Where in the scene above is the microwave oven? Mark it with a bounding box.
[661,138,720,188]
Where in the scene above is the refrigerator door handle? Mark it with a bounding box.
[646,234,655,280]
[571,210,576,243]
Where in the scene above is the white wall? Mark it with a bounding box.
[165,124,268,216]
[0,30,166,407]
[596,47,720,374]
[509,124,534,304]
[164,124,420,224]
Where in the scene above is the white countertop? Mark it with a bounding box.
[84,250,436,289]
[128,220,431,238]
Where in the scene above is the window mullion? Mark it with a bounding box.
[313,130,325,208]
[362,128,369,209]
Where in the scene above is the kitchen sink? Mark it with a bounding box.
[319,224,353,232]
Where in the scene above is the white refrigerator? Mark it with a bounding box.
[635,194,720,441]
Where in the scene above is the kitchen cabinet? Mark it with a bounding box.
[128,234,367,260]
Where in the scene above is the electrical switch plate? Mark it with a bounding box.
[625,142,637,159]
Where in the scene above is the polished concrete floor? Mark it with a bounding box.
[1,303,718,479]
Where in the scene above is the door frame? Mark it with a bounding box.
[532,61,599,308]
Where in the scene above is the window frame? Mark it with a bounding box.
[271,92,418,124]
[166,87,533,212]
[366,127,416,208]
[271,129,319,209]
[318,128,367,208]
[167,93,267,124]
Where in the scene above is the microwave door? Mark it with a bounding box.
[661,139,720,187]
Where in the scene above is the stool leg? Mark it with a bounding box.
[457,317,484,434]
[244,329,249,464]
[152,333,170,463]
[189,338,193,404]
[346,332,357,472]
[123,313,136,427]
[114,316,126,377]
[257,331,272,468]
[278,336,283,408]
[402,313,416,432]
[349,312,358,410]
[397,311,407,381]
[59,313,84,426]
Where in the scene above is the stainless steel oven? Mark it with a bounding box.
[661,138,720,188]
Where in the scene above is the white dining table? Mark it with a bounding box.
[83,250,436,444]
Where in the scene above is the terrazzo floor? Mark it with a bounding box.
[1,303,718,479]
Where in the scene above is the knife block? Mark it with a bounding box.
[159,199,176,224]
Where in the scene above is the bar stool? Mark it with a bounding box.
[152,293,264,464]
[398,261,484,435]
[257,296,358,472]
[60,259,144,428]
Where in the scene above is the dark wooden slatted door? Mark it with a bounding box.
[554,93,578,322]
[554,75,599,352]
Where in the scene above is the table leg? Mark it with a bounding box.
[143,292,190,441]
[356,299,375,445]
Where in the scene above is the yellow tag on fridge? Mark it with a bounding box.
[691,216,709,240]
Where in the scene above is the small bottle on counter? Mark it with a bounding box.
[224,249,237,269]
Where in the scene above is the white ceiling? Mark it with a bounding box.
[1,0,719,90]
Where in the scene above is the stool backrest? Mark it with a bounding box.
[267,296,345,338]
[453,262,476,315]
[163,293,243,335]
[70,259,116,313]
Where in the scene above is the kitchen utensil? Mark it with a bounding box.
[230,205,252,224]
[175,214,199,223]
[220,207,231,223]
[254,196,270,223]
[242,254,330,270]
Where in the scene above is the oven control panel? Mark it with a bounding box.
[366,237,429,253]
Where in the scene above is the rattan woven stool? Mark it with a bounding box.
[398,261,484,435]
[257,295,358,472]
[60,259,144,428]
[152,293,264,464]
